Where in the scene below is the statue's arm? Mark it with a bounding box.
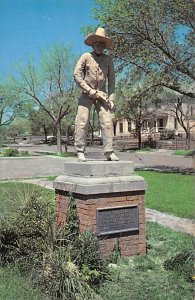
[74,53,94,96]
[107,57,115,102]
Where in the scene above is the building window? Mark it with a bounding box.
[174,118,177,129]
[159,118,164,129]
[142,120,148,129]
[128,121,131,132]
[191,105,195,116]
[119,122,123,133]
[113,123,116,136]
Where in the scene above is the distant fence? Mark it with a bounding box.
[114,137,195,151]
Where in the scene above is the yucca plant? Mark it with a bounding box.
[0,185,107,299]
[0,185,55,266]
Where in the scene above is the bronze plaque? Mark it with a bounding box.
[96,205,139,236]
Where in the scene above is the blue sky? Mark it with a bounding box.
[0,0,97,78]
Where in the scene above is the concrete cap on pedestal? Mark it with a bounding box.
[63,160,134,177]
[54,160,147,195]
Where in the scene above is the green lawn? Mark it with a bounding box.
[137,171,194,219]
[99,222,193,300]
[0,267,47,300]
[173,149,194,156]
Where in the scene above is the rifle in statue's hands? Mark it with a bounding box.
[96,91,112,108]
[96,91,115,112]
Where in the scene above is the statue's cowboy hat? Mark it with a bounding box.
[84,27,112,49]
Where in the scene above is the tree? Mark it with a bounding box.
[167,95,195,149]
[93,0,195,98]
[5,117,31,142]
[15,44,78,154]
[28,107,55,141]
[116,76,159,148]
[0,82,23,127]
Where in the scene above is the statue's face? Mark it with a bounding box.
[92,41,105,55]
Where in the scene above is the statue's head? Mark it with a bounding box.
[91,41,105,55]
[84,27,112,50]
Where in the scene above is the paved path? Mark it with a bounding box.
[0,145,194,180]
[13,178,195,237]
[146,208,195,237]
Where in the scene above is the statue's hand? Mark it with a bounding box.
[108,99,115,113]
[96,91,108,101]
[109,100,115,109]
[88,89,98,100]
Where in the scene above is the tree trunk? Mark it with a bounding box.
[56,123,62,154]
[185,131,191,150]
[43,123,48,142]
[138,128,142,149]
[136,122,142,149]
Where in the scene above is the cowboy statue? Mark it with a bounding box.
[74,27,119,162]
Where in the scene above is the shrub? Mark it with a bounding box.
[142,138,157,149]
[34,246,102,300]
[160,130,175,140]
[163,250,193,282]
[78,231,108,286]
[19,150,30,156]
[1,147,29,157]
[2,147,20,157]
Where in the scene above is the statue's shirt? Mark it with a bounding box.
[74,52,115,99]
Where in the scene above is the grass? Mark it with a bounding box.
[99,222,194,300]
[0,267,48,300]
[136,147,152,152]
[35,151,76,157]
[137,171,194,219]
[173,149,194,156]
[30,175,58,181]
[0,182,55,215]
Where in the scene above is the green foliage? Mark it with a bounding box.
[78,231,108,286]
[0,147,30,157]
[160,129,175,140]
[107,238,121,264]
[164,250,193,282]
[0,182,55,215]
[0,189,55,265]
[56,195,108,287]
[93,0,194,98]
[64,193,80,244]
[0,81,23,127]
[33,247,102,300]
[12,43,79,154]
[2,147,19,156]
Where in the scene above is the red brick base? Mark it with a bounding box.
[55,190,146,258]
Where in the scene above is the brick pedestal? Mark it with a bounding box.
[54,161,147,258]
